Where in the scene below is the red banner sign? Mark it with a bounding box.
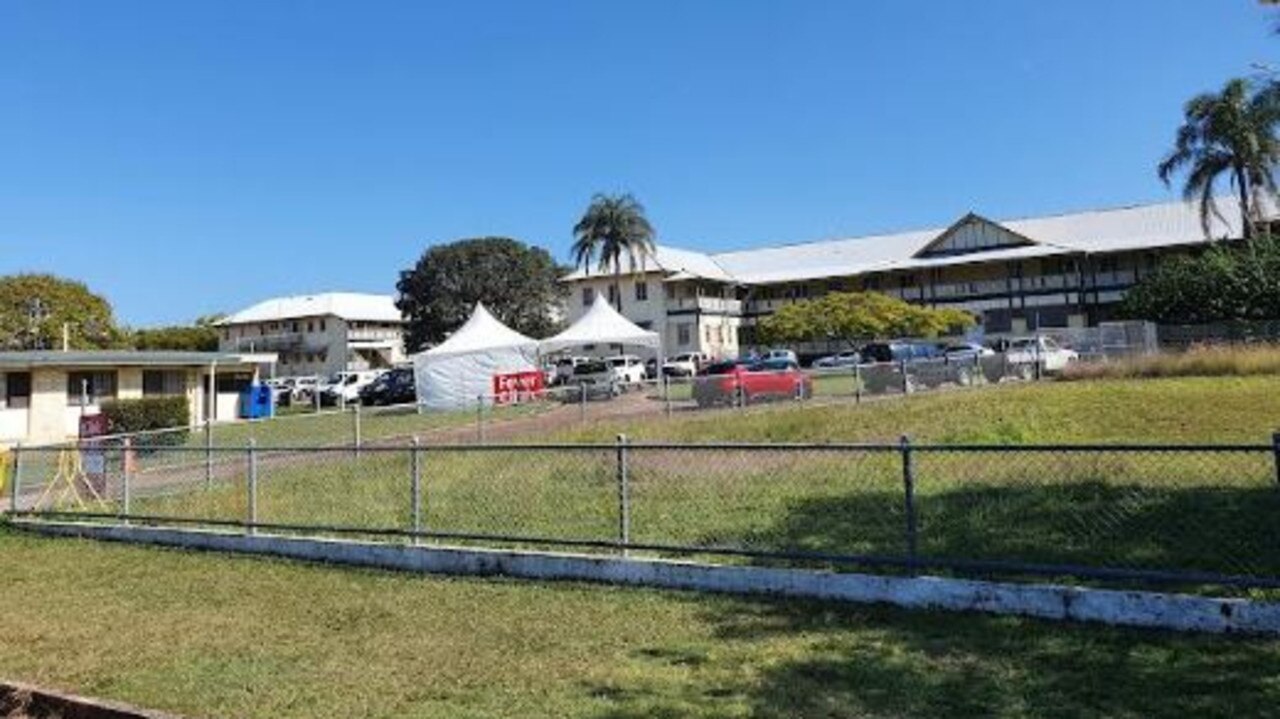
[492,370,545,405]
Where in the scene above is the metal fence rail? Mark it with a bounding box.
[7,436,1280,593]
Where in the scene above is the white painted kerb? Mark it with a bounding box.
[16,520,1280,636]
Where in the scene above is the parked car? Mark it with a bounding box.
[662,352,709,377]
[607,355,647,386]
[569,358,621,399]
[359,367,416,406]
[263,377,295,406]
[812,351,862,369]
[941,342,995,360]
[692,358,812,408]
[761,348,799,365]
[859,341,942,364]
[1005,336,1079,375]
[319,370,385,406]
[289,376,320,404]
[553,356,591,385]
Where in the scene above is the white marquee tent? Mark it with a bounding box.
[413,303,539,411]
[539,294,661,355]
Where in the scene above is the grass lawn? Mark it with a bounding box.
[19,376,1280,586]
[609,375,1280,444]
[2,528,1278,719]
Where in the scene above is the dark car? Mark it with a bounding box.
[858,341,942,364]
[359,367,416,406]
[692,358,812,408]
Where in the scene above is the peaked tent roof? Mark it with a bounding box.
[540,295,661,353]
[424,303,537,357]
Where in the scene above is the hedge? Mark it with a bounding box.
[100,396,190,446]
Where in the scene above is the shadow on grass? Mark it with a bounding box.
[732,482,1280,582]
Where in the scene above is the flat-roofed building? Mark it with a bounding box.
[561,198,1268,359]
[0,350,275,446]
[216,292,407,379]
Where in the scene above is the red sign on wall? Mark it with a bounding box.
[492,370,545,405]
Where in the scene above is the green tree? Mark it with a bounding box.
[396,237,567,351]
[0,273,124,350]
[1158,77,1280,239]
[1121,235,1280,323]
[757,291,975,348]
[570,193,656,312]
[132,324,221,351]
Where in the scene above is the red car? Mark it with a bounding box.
[693,359,813,408]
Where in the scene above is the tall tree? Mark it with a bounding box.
[396,237,567,351]
[1158,77,1280,239]
[570,193,656,311]
[0,273,124,350]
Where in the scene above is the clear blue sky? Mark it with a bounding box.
[0,1,1275,326]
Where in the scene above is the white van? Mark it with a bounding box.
[319,370,385,406]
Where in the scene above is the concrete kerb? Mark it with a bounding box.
[14,519,1280,636]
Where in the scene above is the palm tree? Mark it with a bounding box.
[1158,77,1280,239]
[570,193,657,311]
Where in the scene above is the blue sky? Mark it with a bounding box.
[0,1,1275,326]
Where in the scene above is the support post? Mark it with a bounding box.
[1273,431,1280,487]
[663,375,672,418]
[247,439,258,535]
[476,395,485,442]
[411,436,422,544]
[900,359,910,394]
[9,443,21,514]
[616,434,630,554]
[854,363,862,404]
[121,438,132,523]
[579,383,587,423]
[204,420,213,489]
[900,434,918,572]
[353,403,362,458]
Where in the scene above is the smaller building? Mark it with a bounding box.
[216,292,407,379]
[0,351,275,447]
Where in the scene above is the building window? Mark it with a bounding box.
[307,320,314,333]
[635,281,648,301]
[607,285,618,305]
[3,372,31,409]
[215,374,253,394]
[582,287,595,307]
[66,371,117,407]
[677,323,692,347]
[319,319,327,332]
[143,370,186,397]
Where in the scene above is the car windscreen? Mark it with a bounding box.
[575,361,609,375]
[703,361,744,375]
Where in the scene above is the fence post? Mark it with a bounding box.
[476,395,485,442]
[1273,431,1280,487]
[9,443,21,514]
[616,433,630,554]
[854,363,862,404]
[411,436,422,545]
[247,438,258,535]
[353,404,362,458]
[900,434,918,572]
[663,375,672,418]
[121,438,132,524]
[579,383,587,423]
[204,420,213,489]
[900,359,910,394]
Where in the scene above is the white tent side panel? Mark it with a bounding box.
[414,345,539,411]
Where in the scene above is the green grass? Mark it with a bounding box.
[584,375,1280,444]
[1062,344,1280,381]
[2,527,1279,719]
[21,377,1280,585]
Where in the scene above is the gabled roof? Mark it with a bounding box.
[912,213,1040,259]
[575,197,1267,287]
[218,292,403,326]
[560,245,734,283]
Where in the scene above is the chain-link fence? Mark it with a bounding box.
[8,436,1280,593]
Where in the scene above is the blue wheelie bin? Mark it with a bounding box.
[239,384,274,419]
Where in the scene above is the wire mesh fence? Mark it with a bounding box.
[8,436,1280,593]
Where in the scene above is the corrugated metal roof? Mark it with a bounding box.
[0,351,276,368]
[561,245,734,282]
[595,198,1261,287]
[218,292,403,326]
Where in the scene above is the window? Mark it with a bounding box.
[665,284,675,300]
[215,373,253,394]
[607,285,618,305]
[4,372,31,409]
[290,321,299,333]
[66,371,117,406]
[319,319,327,332]
[143,370,186,397]
[635,281,648,301]
[677,323,692,346]
[582,287,595,307]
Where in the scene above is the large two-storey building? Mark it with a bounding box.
[562,199,1263,359]
[216,293,407,378]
